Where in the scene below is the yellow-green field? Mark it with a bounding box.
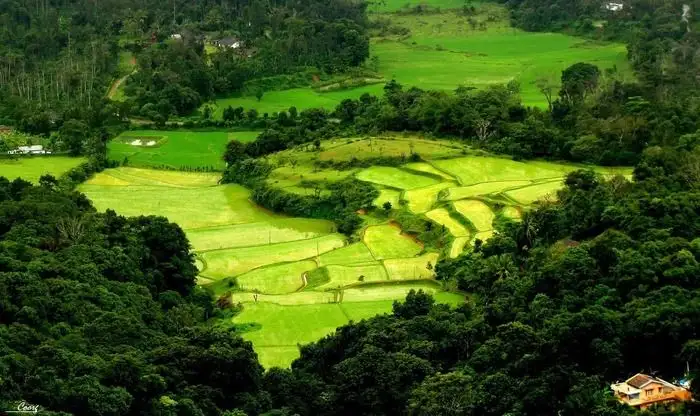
[0,156,86,183]
[79,165,464,368]
[83,136,630,369]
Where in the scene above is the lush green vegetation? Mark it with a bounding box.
[108,129,260,170]
[78,164,464,367]
[5,0,700,414]
[0,156,87,183]
[204,2,629,114]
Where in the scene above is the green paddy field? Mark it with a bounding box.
[0,156,86,183]
[108,129,260,170]
[78,134,631,368]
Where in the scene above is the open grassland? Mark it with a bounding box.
[378,10,631,106]
[108,130,259,170]
[368,0,473,13]
[363,224,423,259]
[269,136,466,165]
[0,156,86,183]
[266,165,354,189]
[318,137,465,161]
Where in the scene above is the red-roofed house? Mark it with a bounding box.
[611,373,691,409]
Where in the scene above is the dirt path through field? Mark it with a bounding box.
[107,73,130,99]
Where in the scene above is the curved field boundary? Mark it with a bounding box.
[356,166,441,190]
[403,162,456,180]
[235,260,317,294]
[453,199,496,232]
[450,236,470,258]
[442,180,533,201]
[421,160,463,184]
[363,223,424,259]
[425,208,469,237]
[397,166,450,182]
[404,181,456,213]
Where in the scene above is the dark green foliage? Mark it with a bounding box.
[0,180,266,415]
[0,0,370,131]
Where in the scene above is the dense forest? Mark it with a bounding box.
[0,0,370,129]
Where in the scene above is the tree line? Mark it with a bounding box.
[217,60,698,167]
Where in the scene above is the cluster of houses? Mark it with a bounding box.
[604,2,624,12]
[7,145,50,155]
[168,32,256,57]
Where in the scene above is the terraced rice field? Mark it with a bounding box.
[363,224,423,259]
[356,166,440,190]
[86,138,630,368]
[453,200,495,231]
[404,182,456,213]
[425,209,469,237]
[349,149,631,260]
[505,179,563,204]
[80,166,462,368]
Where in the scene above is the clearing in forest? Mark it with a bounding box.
[0,156,86,183]
[108,129,260,170]
[86,138,632,369]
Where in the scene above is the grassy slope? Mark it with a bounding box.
[0,157,87,183]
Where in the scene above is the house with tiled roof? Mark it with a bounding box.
[611,373,691,409]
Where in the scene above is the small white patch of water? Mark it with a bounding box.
[130,139,142,146]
